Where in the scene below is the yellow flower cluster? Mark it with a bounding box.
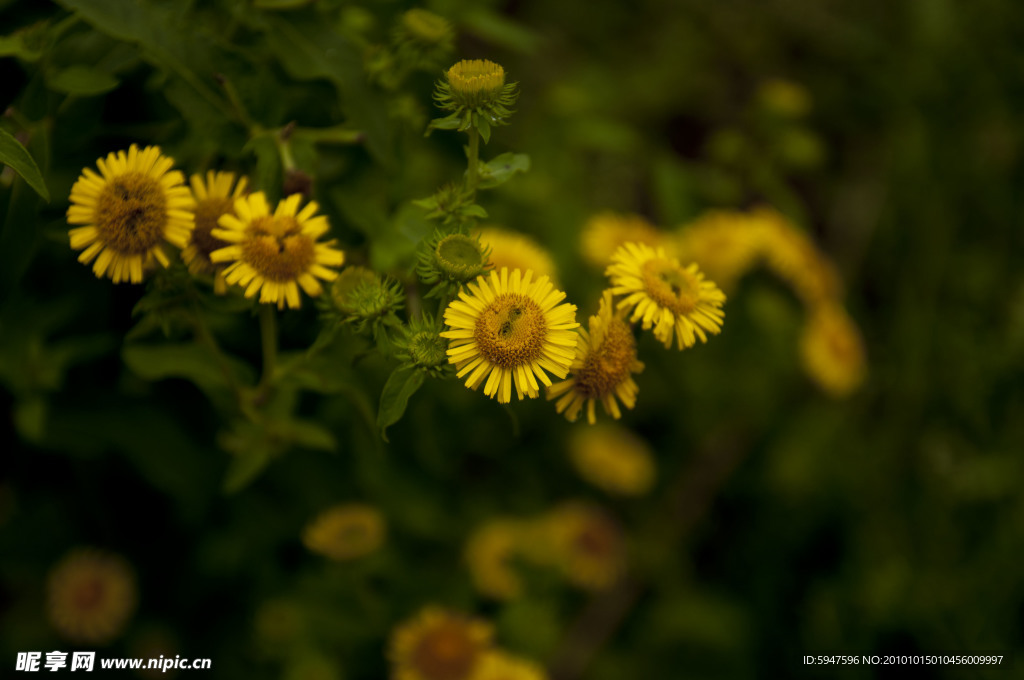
[66,144,344,309]
[389,607,546,680]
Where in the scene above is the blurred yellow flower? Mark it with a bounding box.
[754,207,841,307]
[67,144,194,284]
[757,78,812,118]
[210,192,344,309]
[390,607,493,680]
[442,268,578,404]
[302,504,386,562]
[674,210,763,292]
[542,502,624,591]
[567,423,655,496]
[800,303,867,397]
[606,242,726,350]
[547,291,644,423]
[580,212,667,269]
[475,652,548,680]
[48,548,137,644]
[465,520,528,600]
[183,171,249,294]
[254,598,306,648]
[476,225,558,283]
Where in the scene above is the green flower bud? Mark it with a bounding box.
[322,266,404,338]
[415,229,491,299]
[395,314,450,376]
[429,59,519,136]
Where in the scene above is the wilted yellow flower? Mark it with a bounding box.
[541,502,625,591]
[580,212,666,269]
[547,291,644,423]
[442,268,578,404]
[182,171,249,293]
[674,210,763,291]
[754,207,841,306]
[210,192,344,309]
[67,144,194,283]
[48,548,137,644]
[475,652,548,680]
[465,520,528,600]
[390,607,493,680]
[476,226,558,283]
[302,504,385,561]
[568,423,655,496]
[800,303,867,397]
[606,242,726,350]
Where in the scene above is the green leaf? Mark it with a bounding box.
[245,134,282,203]
[474,113,491,144]
[0,128,49,201]
[478,152,530,190]
[283,419,337,452]
[47,65,119,96]
[426,113,462,135]
[122,342,254,395]
[0,31,44,62]
[222,445,272,494]
[377,367,425,442]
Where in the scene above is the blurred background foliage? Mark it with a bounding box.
[1,0,1022,678]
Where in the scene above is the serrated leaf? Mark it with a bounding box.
[377,367,425,442]
[47,65,119,96]
[0,128,49,201]
[478,152,530,190]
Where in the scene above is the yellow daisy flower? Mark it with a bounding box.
[476,225,558,283]
[67,144,194,283]
[567,423,655,496]
[390,607,493,680]
[674,210,762,292]
[441,268,579,404]
[606,242,726,350]
[182,171,249,294]
[800,303,867,397]
[47,548,137,644]
[475,652,548,680]
[302,503,386,562]
[465,520,528,600]
[754,207,842,306]
[580,212,667,269]
[210,192,344,309]
[546,291,644,424]
[542,502,624,591]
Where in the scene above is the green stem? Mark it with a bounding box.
[465,126,480,201]
[258,304,278,392]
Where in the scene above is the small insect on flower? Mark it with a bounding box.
[389,607,493,680]
[442,268,579,404]
[547,291,644,424]
[67,144,194,283]
[606,242,726,350]
[182,171,249,293]
[48,548,137,644]
[210,192,344,309]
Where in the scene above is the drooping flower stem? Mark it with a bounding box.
[258,304,278,392]
[465,126,480,203]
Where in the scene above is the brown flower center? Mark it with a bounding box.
[641,258,699,315]
[573,319,637,399]
[241,215,315,282]
[412,622,480,680]
[72,576,106,611]
[473,293,547,368]
[191,197,235,260]
[95,172,167,254]
[573,517,619,559]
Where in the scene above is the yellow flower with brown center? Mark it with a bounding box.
[390,607,493,680]
[210,192,344,309]
[567,423,655,496]
[442,268,579,404]
[542,502,624,591]
[47,548,137,644]
[302,504,386,562]
[464,520,529,600]
[476,226,558,283]
[800,303,867,397]
[606,242,726,350]
[580,212,667,269]
[546,291,644,424]
[674,210,762,292]
[67,144,194,283]
[475,652,548,680]
[182,171,249,293]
